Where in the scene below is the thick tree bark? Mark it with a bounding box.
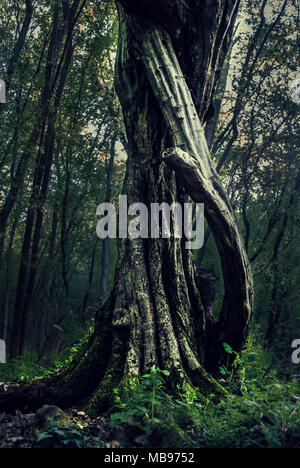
[0,0,253,415]
[100,136,117,303]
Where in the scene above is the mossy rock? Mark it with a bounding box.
[34,405,72,431]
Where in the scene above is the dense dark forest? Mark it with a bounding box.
[0,0,299,450]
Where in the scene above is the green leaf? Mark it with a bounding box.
[223,342,234,354]
[143,379,152,386]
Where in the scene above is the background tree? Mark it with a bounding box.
[200,0,299,373]
[0,1,124,358]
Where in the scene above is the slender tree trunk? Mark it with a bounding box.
[10,1,81,358]
[38,210,58,356]
[0,18,57,273]
[81,239,99,322]
[2,0,33,100]
[60,163,71,319]
[204,34,238,150]
[212,0,288,157]
[1,217,18,342]
[19,22,76,356]
[265,169,300,347]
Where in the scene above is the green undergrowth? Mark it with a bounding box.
[0,327,93,383]
[1,340,300,448]
[108,345,300,448]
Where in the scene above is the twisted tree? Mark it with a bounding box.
[0,0,253,415]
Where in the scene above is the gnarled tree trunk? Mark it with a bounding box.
[0,0,253,416]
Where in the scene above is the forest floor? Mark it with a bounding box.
[0,403,116,448]
[1,346,300,448]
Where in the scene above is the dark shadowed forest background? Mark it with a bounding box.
[0,0,299,449]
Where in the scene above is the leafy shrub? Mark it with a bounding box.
[0,352,50,382]
[109,345,300,448]
[110,366,216,447]
[196,381,300,448]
